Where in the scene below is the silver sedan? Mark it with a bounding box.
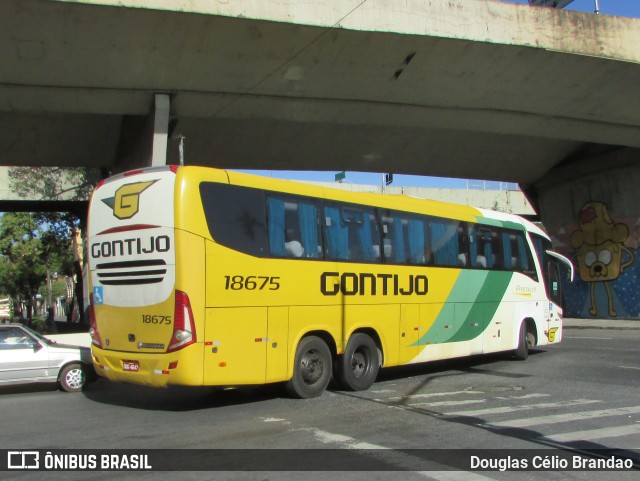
[0,323,95,392]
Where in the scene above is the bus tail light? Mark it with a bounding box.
[168,290,196,352]
[89,294,103,349]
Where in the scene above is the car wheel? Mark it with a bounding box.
[59,363,87,393]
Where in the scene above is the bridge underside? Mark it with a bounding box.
[1,0,639,186]
[1,0,640,319]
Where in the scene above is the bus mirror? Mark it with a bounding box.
[546,250,574,282]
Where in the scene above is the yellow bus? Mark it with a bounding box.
[88,166,572,398]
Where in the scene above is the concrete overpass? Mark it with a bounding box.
[1,0,639,319]
[1,0,639,181]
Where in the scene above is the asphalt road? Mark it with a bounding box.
[1,328,638,481]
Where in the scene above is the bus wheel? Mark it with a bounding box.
[514,323,529,361]
[335,333,379,391]
[286,336,332,399]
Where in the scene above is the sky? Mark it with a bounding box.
[506,0,640,18]
[240,0,640,190]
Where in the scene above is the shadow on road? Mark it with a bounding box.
[335,349,640,471]
[83,378,285,411]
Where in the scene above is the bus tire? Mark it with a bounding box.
[514,323,529,361]
[335,333,379,391]
[286,336,332,399]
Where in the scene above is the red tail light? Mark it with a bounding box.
[167,290,196,352]
[89,294,103,348]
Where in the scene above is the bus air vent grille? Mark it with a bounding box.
[95,260,167,285]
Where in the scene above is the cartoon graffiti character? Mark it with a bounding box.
[570,202,635,317]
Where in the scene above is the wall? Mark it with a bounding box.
[536,148,640,319]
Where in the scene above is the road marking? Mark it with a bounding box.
[445,399,601,417]
[308,428,497,480]
[411,399,486,408]
[543,424,640,443]
[494,393,550,401]
[486,405,640,428]
[619,366,640,370]
[385,391,483,402]
[564,336,613,340]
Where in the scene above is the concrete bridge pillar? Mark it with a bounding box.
[112,94,171,173]
[532,148,640,320]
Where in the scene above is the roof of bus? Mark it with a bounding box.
[113,165,548,238]
[217,167,547,237]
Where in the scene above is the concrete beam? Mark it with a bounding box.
[151,94,170,167]
[0,0,639,184]
[55,0,640,63]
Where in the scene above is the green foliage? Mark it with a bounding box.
[8,167,95,201]
[0,212,75,318]
[3,167,92,323]
[43,277,70,299]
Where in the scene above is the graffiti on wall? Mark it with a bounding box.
[562,202,637,318]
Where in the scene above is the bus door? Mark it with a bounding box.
[543,251,574,340]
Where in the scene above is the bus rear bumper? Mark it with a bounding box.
[91,345,203,387]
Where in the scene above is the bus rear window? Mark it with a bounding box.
[200,183,267,257]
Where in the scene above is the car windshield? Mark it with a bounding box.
[17,325,56,345]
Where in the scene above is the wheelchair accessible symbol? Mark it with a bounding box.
[93,286,104,305]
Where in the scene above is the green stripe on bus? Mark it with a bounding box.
[413,270,513,346]
[445,271,513,343]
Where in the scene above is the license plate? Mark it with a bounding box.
[123,360,140,372]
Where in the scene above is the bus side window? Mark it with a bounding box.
[407,218,428,265]
[502,232,515,270]
[513,232,538,280]
[490,229,503,269]
[378,212,427,265]
[324,204,380,262]
[200,183,267,257]
[378,211,398,262]
[324,205,348,260]
[430,219,460,267]
[267,195,322,259]
[475,228,493,269]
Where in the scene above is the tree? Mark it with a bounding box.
[8,167,96,202]
[0,212,78,320]
[0,213,51,319]
[6,167,98,323]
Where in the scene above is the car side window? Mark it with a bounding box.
[0,327,34,349]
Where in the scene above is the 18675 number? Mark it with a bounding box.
[224,276,281,291]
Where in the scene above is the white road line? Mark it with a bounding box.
[487,405,640,428]
[494,393,551,401]
[411,399,486,408]
[308,428,497,481]
[565,336,613,340]
[385,391,483,402]
[446,399,601,417]
[544,424,640,443]
[619,366,640,370]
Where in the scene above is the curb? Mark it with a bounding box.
[563,325,640,330]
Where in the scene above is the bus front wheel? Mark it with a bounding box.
[514,323,529,361]
[286,336,332,399]
[335,333,379,391]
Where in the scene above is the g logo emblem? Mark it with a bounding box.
[102,180,157,220]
